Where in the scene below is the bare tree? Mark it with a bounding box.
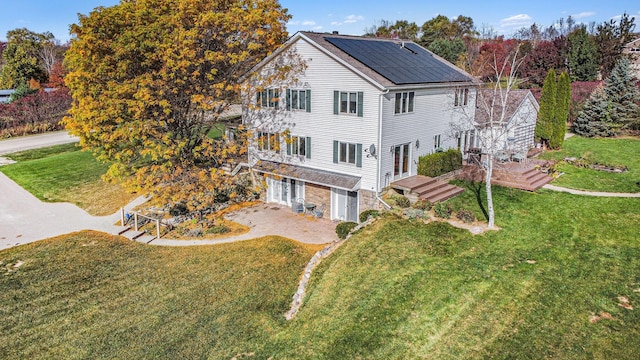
[450,46,528,228]
[38,39,58,78]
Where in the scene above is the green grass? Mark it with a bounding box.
[2,185,639,358]
[539,136,640,192]
[0,144,136,215]
[0,233,318,359]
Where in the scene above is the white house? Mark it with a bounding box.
[473,89,540,155]
[242,31,478,222]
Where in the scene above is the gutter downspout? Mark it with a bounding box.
[376,89,391,210]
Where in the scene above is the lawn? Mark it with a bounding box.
[2,186,639,358]
[0,143,137,216]
[539,136,640,193]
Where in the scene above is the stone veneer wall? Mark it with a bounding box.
[359,189,378,214]
[304,183,331,208]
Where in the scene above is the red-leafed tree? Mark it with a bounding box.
[519,39,566,86]
[0,88,71,136]
[471,38,519,81]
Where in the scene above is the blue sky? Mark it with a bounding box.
[1,1,638,42]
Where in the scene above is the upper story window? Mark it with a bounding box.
[454,88,469,107]
[394,91,415,114]
[287,135,311,159]
[257,131,280,152]
[332,140,362,167]
[286,89,311,112]
[257,89,279,108]
[333,91,363,117]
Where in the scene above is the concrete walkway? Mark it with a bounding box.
[0,171,148,250]
[542,184,640,198]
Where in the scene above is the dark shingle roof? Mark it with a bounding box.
[474,89,536,126]
[301,32,473,87]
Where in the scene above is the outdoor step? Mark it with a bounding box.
[413,181,448,196]
[392,175,438,192]
[423,187,465,203]
[419,184,458,200]
[115,226,131,235]
[135,234,157,244]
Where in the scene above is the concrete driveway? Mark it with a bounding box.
[0,131,79,155]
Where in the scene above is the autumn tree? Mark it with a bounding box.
[595,12,636,78]
[0,28,53,88]
[64,0,296,211]
[451,46,526,228]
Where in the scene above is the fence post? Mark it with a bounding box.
[134,212,138,232]
[156,219,160,240]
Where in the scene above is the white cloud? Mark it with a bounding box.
[313,26,324,31]
[330,21,340,26]
[343,14,364,24]
[302,20,316,26]
[287,20,300,26]
[571,11,596,19]
[500,14,532,28]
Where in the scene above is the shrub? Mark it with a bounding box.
[386,194,411,208]
[417,149,462,177]
[169,203,188,216]
[336,221,358,239]
[434,202,453,219]
[359,209,379,223]
[404,208,427,220]
[412,199,432,210]
[206,225,230,234]
[456,208,476,223]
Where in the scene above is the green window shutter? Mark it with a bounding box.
[357,92,364,117]
[286,134,292,155]
[306,137,311,159]
[333,140,339,163]
[306,90,311,112]
[256,92,261,105]
[286,89,291,111]
[356,143,363,167]
[333,91,339,115]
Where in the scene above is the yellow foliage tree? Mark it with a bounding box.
[64,0,297,211]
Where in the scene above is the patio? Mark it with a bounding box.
[151,203,339,246]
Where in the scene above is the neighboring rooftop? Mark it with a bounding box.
[475,89,538,126]
[300,31,474,88]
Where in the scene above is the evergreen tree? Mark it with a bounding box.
[551,72,571,148]
[567,26,598,81]
[572,85,616,137]
[603,57,640,130]
[535,69,557,146]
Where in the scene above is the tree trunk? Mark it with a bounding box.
[485,152,495,228]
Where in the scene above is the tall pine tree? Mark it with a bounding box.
[567,26,598,82]
[551,72,571,149]
[603,57,640,130]
[535,69,557,147]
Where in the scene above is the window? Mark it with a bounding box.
[394,91,415,114]
[256,88,279,108]
[434,134,441,150]
[334,91,363,117]
[454,88,469,107]
[257,131,280,152]
[287,135,311,158]
[333,141,362,167]
[286,89,311,112]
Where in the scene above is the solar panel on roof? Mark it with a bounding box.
[324,37,472,85]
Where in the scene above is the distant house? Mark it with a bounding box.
[623,37,640,78]
[242,31,478,222]
[474,89,539,153]
[0,89,15,103]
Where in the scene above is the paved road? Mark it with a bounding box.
[0,131,78,155]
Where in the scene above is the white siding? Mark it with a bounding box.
[245,38,381,192]
[378,87,475,189]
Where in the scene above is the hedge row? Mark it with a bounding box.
[417,149,462,177]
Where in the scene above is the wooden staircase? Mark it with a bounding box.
[392,175,465,203]
[492,165,553,191]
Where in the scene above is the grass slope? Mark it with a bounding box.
[539,136,640,192]
[0,144,136,215]
[272,185,640,359]
[0,233,319,359]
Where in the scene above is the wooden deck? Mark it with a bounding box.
[459,158,554,191]
[391,175,465,203]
